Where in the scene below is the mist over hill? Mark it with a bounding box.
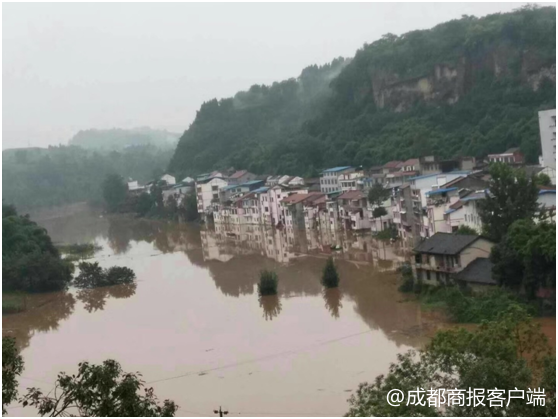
[169,6,556,178]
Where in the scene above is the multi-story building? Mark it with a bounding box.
[413,233,494,285]
[195,176,229,215]
[443,191,485,234]
[539,109,556,183]
[487,148,524,165]
[320,166,354,193]
[336,190,371,231]
[339,171,365,192]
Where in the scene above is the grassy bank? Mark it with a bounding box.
[419,286,534,323]
[2,293,27,314]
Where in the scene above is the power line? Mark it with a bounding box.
[146,329,373,385]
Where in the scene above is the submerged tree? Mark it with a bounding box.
[74,262,136,289]
[321,257,340,288]
[257,270,278,296]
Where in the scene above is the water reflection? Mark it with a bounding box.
[76,283,137,313]
[323,288,343,319]
[2,292,76,351]
[260,295,282,321]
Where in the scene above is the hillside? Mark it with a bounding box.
[69,127,179,151]
[3,145,173,210]
[169,6,556,178]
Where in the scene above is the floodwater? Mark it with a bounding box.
[1,208,478,416]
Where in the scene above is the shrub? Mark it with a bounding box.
[258,270,278,296]
[321,257,340,288]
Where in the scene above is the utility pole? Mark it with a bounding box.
[213,406,228,417]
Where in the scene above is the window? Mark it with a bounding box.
[213,193,218,200]
[212,185,218,191]
[426,270,431,280]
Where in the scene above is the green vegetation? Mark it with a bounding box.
[2,337,24,414]
[102,173,128,213]
[2,293,26,314]
[321,257,340,288]
[454,225,478,235]
[346,306,555,416]
[3,205,74,293]
[2,144,174,211]
[479,162,540,242]
[1,345,178,417]
[74,262,136,289]
[491,219,556,301]
[397,263,415,293]
[258,270,279,296]
[420,286,530,323]
[56,243,102,261]
[170,7,555,178]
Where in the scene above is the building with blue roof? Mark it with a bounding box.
[320,166,355,194]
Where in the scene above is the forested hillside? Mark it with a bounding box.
[169,6,556,178]
[3,145,173,210]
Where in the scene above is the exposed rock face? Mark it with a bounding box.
[369,47,555,112]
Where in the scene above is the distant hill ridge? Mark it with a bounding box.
[69,127,180,151]
[169,6,556,178]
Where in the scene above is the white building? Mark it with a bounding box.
[196,177,229,214]
[160,174,176,186]
[539,109,556,184]
[320,166,354,194]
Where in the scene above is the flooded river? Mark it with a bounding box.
[1,208,482,416]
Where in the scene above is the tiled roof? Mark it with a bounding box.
[281,192,321,205]
[414,232,483,255]
[455,257,497,285]
[426,187,458,196]
[383,160,403,168]
[337,190,366,200]
[229,170,248,179]
[402,158,419,166]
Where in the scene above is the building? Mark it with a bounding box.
[413,233,494,285]
[160,174,176,186]
[280,192,322,229]
[227,170,257,185]
[539,109,556,183]
[381,161,403,175]
[454,257,497,290]
[336,190,371,230]
[487,148,524,165]
[320,166,355,193]
[339,171,365,192]
[443,190,485,234]
[195,177,229,214]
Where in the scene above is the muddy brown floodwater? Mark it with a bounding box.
[3,208,553,417]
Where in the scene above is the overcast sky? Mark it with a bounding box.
[3,2,540,149]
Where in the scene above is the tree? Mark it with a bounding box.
[135,192,154,217]
[3,207,74,292]
[367,183,390,207]
[2,337,23,414]
[257,270,278,296]
[346,305,555,417]
[321,257,340,288]
[74,262,136,289]
[102,174,127,213]
[21,359,178,417]
[535,172,552,187]
[181,193,199,222]
[479,163,540,242]
[454,225,478,235]
[491,219,556,299]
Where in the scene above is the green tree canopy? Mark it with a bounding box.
[102,174,128,213]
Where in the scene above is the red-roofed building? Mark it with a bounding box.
[336,190,371,230]
[382,161,404,174]
[227,170,257,185]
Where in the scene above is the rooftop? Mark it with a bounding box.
[402,158,419,166]
[337,190,366,200]
[414,232,485,255]
[228,170,249,179]
[455,257,497,285]
[383,160,403,169]
[281,192,321,205]
[426,187,458,196]
[322,166,353,173]
[409,170,471,181]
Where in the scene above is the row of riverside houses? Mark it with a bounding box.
[193,153,555,247]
